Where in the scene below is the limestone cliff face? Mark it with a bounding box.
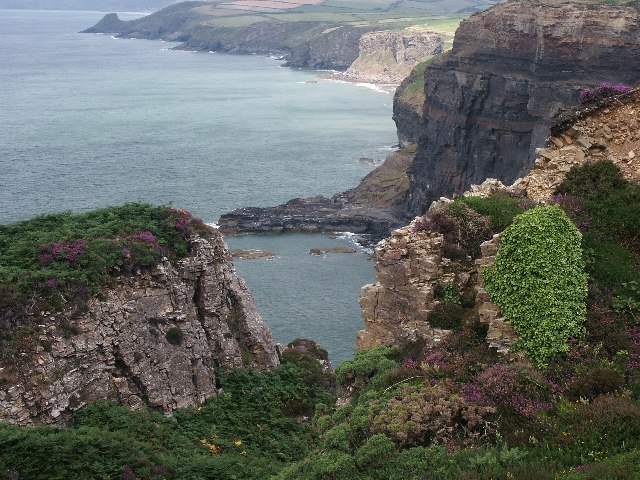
[339,30,443,85]
[0,233,279,426]
[407,1,640,216]
[358,227,446,349]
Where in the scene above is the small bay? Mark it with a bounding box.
[0,9,396,364]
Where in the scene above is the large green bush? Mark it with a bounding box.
[484,205,588,367]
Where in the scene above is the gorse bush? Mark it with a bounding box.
[484,206,588,367]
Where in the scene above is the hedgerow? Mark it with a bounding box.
[484,206,588,367]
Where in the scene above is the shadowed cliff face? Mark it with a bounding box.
[407,1,640,215]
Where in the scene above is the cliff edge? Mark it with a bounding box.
[406,0,640,215]
[0,206,279,425]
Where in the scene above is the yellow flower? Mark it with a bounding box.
[234,440,243,446]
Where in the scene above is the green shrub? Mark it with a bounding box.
[165,326,183,346]
[335,346,399,389]
[484,206,588,367]
[462,192,530,233]
[556,160,628,200]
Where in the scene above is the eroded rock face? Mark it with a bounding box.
[516,89,640,199]
[357,224,474,349]
[339,30,443,85]
[408,1,640,215]
[0,234,279,425]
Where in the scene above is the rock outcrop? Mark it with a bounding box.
[0,233,279,426]
[218,149,414,242]
[357,222,476,350]
[407,1,640,216]
[338,30,443,85]
[357,84,640,355]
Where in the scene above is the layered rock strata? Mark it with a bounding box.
[0,233,279,425]
[407,1,640,216]
[339,30,443,85]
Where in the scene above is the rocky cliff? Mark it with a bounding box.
[393,60,429,147]
[357,86,640,353]
[339,29,443,85]
[82,4,376,70]
[406,0,640,216]
[0,232,279,426]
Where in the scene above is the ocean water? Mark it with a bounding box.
[0,9,397,364]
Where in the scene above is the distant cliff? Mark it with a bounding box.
[83,3,377,70]
[405,0,640,215]
[338,30,443,85]
[0,209,279,426]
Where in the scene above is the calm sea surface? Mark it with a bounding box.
[0,9,398,364]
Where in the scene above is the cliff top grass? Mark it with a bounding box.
[0,203,214,316]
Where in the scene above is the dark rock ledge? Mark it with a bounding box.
[218,150,414,244]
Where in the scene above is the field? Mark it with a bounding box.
[189,0,488,31]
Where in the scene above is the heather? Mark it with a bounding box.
[0,203,212,317]
[579,82,632,104]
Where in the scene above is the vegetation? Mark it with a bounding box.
[484,206,588,367]
[0,203,212,317]
[0,353,333,480]
[579,82,632,104]
[1,162,640,478]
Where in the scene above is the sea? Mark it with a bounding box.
[0,9,398,364]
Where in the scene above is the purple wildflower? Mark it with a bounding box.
[579,82,632,104]
[130,231,159,248]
